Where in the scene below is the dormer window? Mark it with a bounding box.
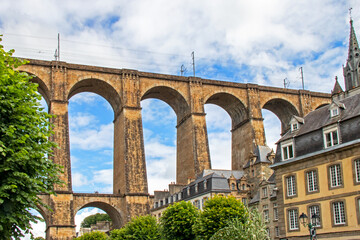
[329,101,345,118]
[281,139,294,161]
[289,116,304,132]
[323,125,339,148]
[331,108,339,117]
[291,123,298,131]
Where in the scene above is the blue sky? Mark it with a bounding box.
[1,0,360,238]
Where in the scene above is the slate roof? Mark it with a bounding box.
[243,145,273,168]
[201,169,244,179]
[277,93,360,143]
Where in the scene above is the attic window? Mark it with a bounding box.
[291,123,298,131]
[331,108,339,117]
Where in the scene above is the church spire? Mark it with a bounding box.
[347,18,360,63]
[343,13,360,91]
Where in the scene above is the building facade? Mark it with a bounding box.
[151,169,250,220]
[271,18,360,239]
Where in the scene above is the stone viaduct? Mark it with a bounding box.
[18,59,331,239]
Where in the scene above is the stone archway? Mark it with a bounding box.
[76,201,124,229]
[262,98,300,134]
[205,92,249,170]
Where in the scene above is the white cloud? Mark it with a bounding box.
[69,112,96,129]
[144,137,176,194]
[75,208,105,233]
[93,169,113,185]
[70,92,98,105]
[72,172,89,187]
[23,210,46,240]
[70,123,113,150]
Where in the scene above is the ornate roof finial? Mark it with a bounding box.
[349,7,353,20]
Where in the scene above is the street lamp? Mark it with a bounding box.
[299,212,320,240]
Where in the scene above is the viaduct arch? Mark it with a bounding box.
[19,59,331,239]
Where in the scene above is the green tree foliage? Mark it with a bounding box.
[210,208,270,240]
[160,201,199,240]
[192,195,248,240]
[110,215,160,240]
[81,213,112,228]
[75,231,108,240]
[0,36,62,239]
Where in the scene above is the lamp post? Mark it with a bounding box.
[299,212,320,240]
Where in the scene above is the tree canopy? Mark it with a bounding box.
[210,208,270,240]
[81,213,112,228]
[160,201,199,240]
[193,195,248,240]
[110,215,160,240]
[0,36,62,239]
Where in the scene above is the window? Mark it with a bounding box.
[178,192,181,200]
[329,164,342,188]
[194,200,200,209]
[263,205,269,222]
[288,209,299,230]
[187,187,190,196]
[282,141,294,160]
[231,183,235,190]
[242,198,247,205]
[195,183,198,193]
[306,170,318,193]
[241,184,246,190]
[354,159,360,184]
[357,197,360,224]
[262,187,268,198]
[275,226,279,237]
[309,205,321,227]
[286,175,296,197]
[331,108,339,117]
[291,123,298,131]
[202,197,208,208]
[323,126,339,148]
[332,201,346,225]
[204,180,208,190]
[273,203,278,220]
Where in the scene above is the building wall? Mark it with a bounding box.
[275,142,360,239]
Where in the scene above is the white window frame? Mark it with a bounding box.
[309,205,321,227]
[323,125,339,148]
[288,209,299,230]
[262,187,268,198]
[307,170,318,192]
[333,201,346,225]
[275,226,279,237]
[330,164,342,188]
[291,122,298,131]
[274,207,278,221]
[263,209,269,222]
[355,159,360,183]
[330,107,339,117]
[286,175,296,197]
[281,139,294,161]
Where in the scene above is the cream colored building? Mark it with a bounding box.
[271,19,360,239]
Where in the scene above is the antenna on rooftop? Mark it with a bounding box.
[299,67,304,90]
[57,33,60,61]
[54,49,58,61]
[191,51,195,77]
[180,64,187,76]
[284,78,290,88]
